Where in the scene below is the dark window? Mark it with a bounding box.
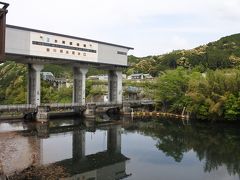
[46,48,50,52]
[70,42,72,45]
[32,41,97,53]
[72,51,75,55]
[78,52,81,55]
[117,51,127,55]
[77,43,79,46]
[60,49,63,53]
[83,44,86,47]
[62,40,65,44]
[66,50,69,54]
[55,40,58,43]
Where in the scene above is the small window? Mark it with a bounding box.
[90,44,92,47]
[53,49,57,52]
[78,52,81,55]
[70,42,72,45]
[60,49,63,53]
[46,48,50,52]
[83,53,86,56]
[66,50,69,54]
[46,37,50,42]
[72,51,75,55]
[55,40,58,43]
[77,43,79,46]
[83,44,86,47]
[62,40,65,44]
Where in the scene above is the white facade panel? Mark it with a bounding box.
[5,25,132,66]
[29,32,98,62]
[5,27,30,55]
[98,44,128,66]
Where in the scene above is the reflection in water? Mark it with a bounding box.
[0,122,27,132]
[1,117,240,179]
[123,119,240,179]
[0,120,130,179]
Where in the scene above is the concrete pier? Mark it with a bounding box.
[73,67,88,106]
[108,70,122,104]
[84,103,96,118]
[28,64,44,106]
[107,125,121,153]
[36,122,49,138]
[36,106,49,122]
[72,130,86,161]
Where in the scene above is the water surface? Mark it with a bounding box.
[0,117,239,180]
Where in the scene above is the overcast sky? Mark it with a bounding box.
[3,0,240,57]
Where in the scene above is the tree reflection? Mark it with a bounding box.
[137,119,240,175]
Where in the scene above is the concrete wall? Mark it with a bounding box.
[98,44,128,66]
[5,27,30,55]
[0,134,39,176]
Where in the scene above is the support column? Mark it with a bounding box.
[73,67,88,105]
[28,64,44,106]
[72,130,85,161]
[108,70,122,103]
[36,121,49,138]
[28,136,43,165]
[107,125,121,153]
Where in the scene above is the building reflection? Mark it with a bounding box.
[2,121,130,179]
[57,125,129,180]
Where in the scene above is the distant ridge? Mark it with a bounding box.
[127,33,240,76]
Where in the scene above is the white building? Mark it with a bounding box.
[127,73,153,80]
[40,72,55,81]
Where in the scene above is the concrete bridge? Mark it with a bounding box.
[0,3,134,117]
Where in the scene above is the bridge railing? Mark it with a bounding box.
[87,101,122,106]
[0,104,36,111]
[0,100,156,111]
[123,99,154,104]
[42,103,84,108]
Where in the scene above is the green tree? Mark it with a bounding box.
[154,68,189,112]
[224,93,240,120]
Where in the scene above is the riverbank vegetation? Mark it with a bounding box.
[127,33,240,120]
[151,68,240,120]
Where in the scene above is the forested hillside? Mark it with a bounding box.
[127,33,240,76]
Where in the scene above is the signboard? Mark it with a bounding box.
[29,32,98,62]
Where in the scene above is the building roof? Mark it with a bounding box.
[41,72,54,75]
